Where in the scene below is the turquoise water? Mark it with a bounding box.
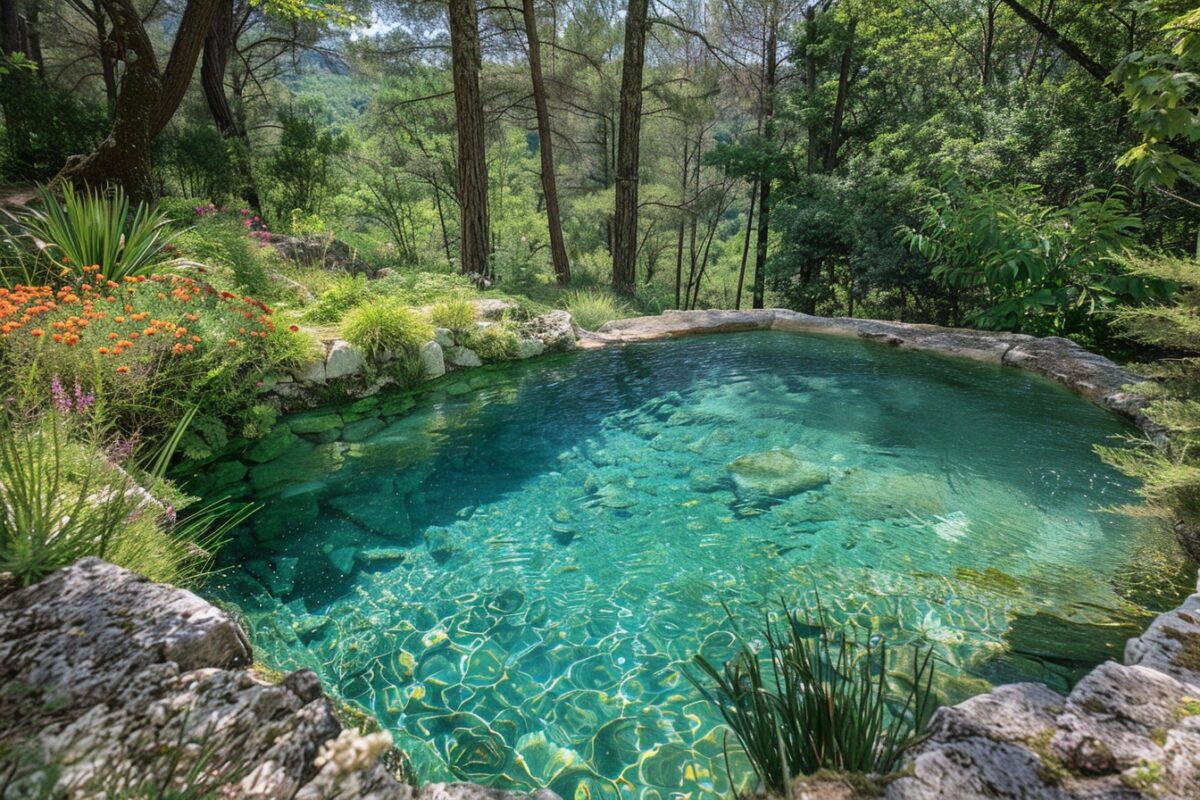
[199,331,1189,798]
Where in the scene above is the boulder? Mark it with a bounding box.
[516,338,545,359]
[434,327,456,348]
[446,346,482,368]
[421,340,447,378]
[289,410,344,435]
[521,310,577,352]
[326,340,367,380]
[725,449,829,498]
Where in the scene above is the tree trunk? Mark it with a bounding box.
[201,0,260,207]
[0,0,20,55]
[751,19,777,310]
[57,0,219,201]
[521,0,570,286]
[734,184,757,310]
[448,0,492,279]
[91,0,117,108]
[804,6,818,175]
[674,138,688,309]
[612,0,649,297]
[824,18,856,173]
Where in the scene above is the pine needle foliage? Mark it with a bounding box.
[1098,252,1200,559]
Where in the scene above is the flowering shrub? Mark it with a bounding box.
[0,267,316,457]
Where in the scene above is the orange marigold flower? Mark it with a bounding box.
[227,338,238,346]
[30,329,43,336]
[118,339,133,348]
[97,347,108,354]
[108,332,119,340]
[185,313,199,322]
[289,324,300,332]
[185,344,194,352]
[191,335,201,343]
[116,365,129,374]
[52,333,62,342]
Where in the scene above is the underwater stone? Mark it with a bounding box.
[359,547,407,565]
[245,426,301,464]
[726,449,829,498]
[516,338,545,359]
[421,341,447,378]
[342,417,387,443]
[327,492,414,542]
[289,410,344,435]
[292,613,329,640]
[446,380,472,396]
[209,459,249,490]
[327,546,359,575]
[379,394,417,417]
[424,527,459,564]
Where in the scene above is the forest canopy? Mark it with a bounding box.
[1,0,1198,339]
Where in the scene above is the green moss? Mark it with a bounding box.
[1150,727,1168,747]
[1025,728,1070,785]
[1160,626,1200,671]
[1120,759,1164,795]
[1174,696,1200,719]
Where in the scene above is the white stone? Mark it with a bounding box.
[446,346,482,368]
[434,328,455,348]
[294,355,326,385]
[324,340,366,380]
[420,341,446,379]
[516,338,545,359]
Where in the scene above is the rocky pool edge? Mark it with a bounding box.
[4,310,1199,799]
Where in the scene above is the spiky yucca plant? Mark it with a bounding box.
[21,183,175,282]
[688,600,938,797]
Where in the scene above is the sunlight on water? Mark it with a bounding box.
[198,331,1190,798]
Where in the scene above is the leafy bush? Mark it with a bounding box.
[905,182,1171,340]
[688,601,937,795]
[0,71,105,181]
[463,323,519,362]
[0,272,309,455]
[341,298,432,361]
[173,213,272,296]
[563,289,631,331]
[370,270,477,305]
[305,274,372,323]
[21,184,176,282]
[1098,253,1200,562]
[428,299,476,333]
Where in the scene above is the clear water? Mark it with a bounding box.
[200,331,1189,798]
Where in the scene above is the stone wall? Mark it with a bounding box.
[0,558,560,800]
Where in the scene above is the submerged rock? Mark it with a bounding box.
[726,449,829,498]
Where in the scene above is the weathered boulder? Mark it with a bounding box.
[421,340,447,378]
[434,327,456,348]
[326,340,367,380]
[521,310,577,352]
[268,233,376,276]
[516,337,545,359]
[446,346,483,368]
[0,559,560,800]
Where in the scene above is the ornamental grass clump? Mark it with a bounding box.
[341,297,432,362]
[21,184,175,282]
[463,323,520,362]
[428,299,476,335]
[562,289,631,331]
[688,600,938,796]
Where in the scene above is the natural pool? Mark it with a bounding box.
[197,331,1191,798]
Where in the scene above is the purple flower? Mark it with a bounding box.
[51,377,71,414]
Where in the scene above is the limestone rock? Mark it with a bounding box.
[434,327,456,348]
[516,337,545,359]
[726,449,829,498]
[521,310,577,352]
[326,340,367,380]
[294,354,327,385]
[421,340,447,378]
[473,298,519,320]
[446,346,482,368]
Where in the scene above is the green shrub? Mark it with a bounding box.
[0,410,243,587]
[688,600,937,795]
[174,215,271,296]
[21,184,176,282]
[341,298,432,360]
[464,323,520,362]
[370,270,476,305]
[429,299,476,333]
[305,274,372,323]
[563,289,632,331]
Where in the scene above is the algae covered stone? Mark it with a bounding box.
[726,448,829,498]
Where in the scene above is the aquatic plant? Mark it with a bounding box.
[20,184,175,282]
[688,600,938,795]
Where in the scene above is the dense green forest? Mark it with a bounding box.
[2,0,1197,336]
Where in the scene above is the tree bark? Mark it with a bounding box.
[448,0,492,279]
[56,0,220,201]
[200,0,260,207]
[998,0,1118,92]
[751,17,777,310]
[612,0,649,297]
[824,18,856,172]
[734,184,757,310]
[521,0,570,286]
